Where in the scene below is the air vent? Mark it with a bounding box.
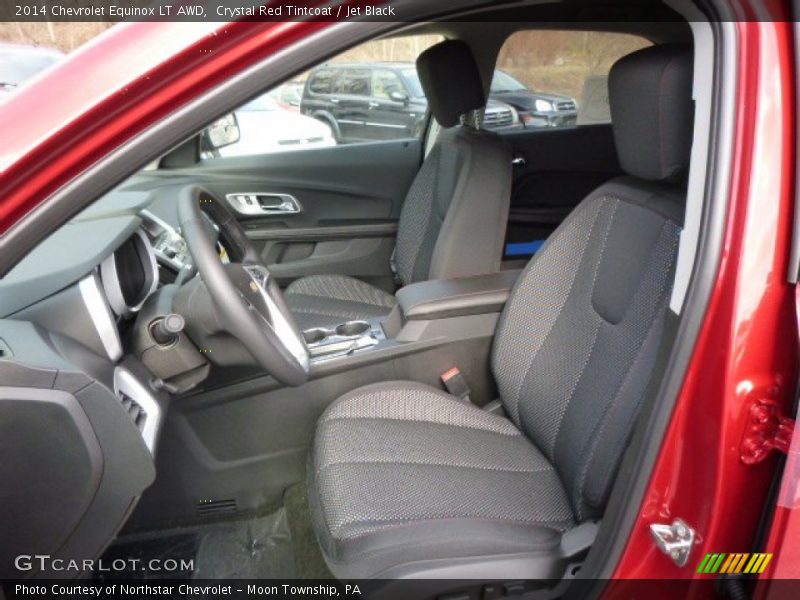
[196,499,238,516]
[118,391,147,432]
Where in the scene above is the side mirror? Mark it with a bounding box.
[389,90,409,104]
[201,113,241,152]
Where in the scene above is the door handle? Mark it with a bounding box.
[368,101,379,108]
[511,155,527,167]
[330,97,340,104]
[226,193,303,216]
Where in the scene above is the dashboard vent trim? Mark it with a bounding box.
[78,273,123,362]
[118,390,147,432]
[196,499,238,516]
[113,367,162,456]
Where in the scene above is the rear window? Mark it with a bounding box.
[308,68,336,94]
[333,69,371,96]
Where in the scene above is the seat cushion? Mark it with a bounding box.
[284,274,396,330]
[309,381,575,579]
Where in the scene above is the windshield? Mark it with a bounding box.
[0,48,61,87]
[490,70,527,93]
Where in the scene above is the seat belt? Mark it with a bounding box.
[441,367,471,403]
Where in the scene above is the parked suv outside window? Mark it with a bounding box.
[300,62,531,143]
[490,69,577,127]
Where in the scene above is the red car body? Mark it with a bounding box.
[612,14,799,592]
[0,7,797,596]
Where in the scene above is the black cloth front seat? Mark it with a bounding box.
[308,44,694,579]
[285,40,511,330]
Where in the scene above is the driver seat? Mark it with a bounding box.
[308,44,693,579]
[284,40,511,330]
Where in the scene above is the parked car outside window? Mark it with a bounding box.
[490,69,577,127]
[301,62,523,143]
[267,81,304,111]
[207,94,335,158]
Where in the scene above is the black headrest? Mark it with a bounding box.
[609,44,694,183]
[416,40,486,128]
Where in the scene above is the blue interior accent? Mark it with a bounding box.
[505,240,544,257]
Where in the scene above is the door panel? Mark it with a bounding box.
[498,124,622,262]
[168,139,422,289]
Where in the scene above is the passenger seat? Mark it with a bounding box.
[284,40,512,330]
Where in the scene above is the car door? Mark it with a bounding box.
[140,138,422,293]
[139,36,444,293]
[499,124,623,266]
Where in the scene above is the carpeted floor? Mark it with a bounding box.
[100,482,331,580]
[284,482,333,579]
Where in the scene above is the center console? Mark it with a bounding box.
[301,269,522,366]
[394,269,520,322]
[303,319,385,360]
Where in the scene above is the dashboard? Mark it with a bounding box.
[0,190,189,318]
[0,190,187,576]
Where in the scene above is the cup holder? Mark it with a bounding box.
[303,328,329,345]
[335,321,371,338]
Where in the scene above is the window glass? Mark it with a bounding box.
[333,69,371,96]
[308,68,336,95]
[401,69,425,98]
[495,30,651,127]
[372,70,405,100]
[200,34,443,159]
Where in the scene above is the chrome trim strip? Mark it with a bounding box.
[242,264,310,372]
[113,367,162,456]
[364,122,407,129]
[78,272,123,362]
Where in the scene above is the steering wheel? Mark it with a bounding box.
[177,185,310,386]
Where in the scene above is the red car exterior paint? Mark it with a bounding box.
[608,13,797,595]
[0,19,330,234]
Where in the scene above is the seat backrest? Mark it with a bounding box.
[492,44,693,520]
[393,40,511,286]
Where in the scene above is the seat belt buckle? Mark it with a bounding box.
[441,367,471,403]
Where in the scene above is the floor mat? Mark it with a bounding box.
[101,508,296,580]
[284,483,333,579]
